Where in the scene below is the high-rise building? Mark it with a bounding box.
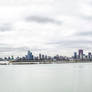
[42,54,45,60]
[39,54,42,60]
[74,52,77,59]
[88,52,91,56]
[26,50,33,60]
[78,49,83,59]
[45,55,48,60]
[88,52,91,60]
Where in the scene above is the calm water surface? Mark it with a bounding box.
[0,63,92,92]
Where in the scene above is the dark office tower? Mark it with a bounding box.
[8,56,11,60]
[74,52,77,59]
[88,52,91,60]
[88,52,91,56]
[42,55,45,60]
[78,49,83,59]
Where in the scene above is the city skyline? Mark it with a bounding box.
[1,49,92,63]
[0,0,91,57]
[1,49,92,59]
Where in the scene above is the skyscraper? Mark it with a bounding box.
[42,54,45,60]
[39,54,42,60]
[88,52,91,60]
[26,50,33,60]
[74,52,77,59]
[78,49,83,59]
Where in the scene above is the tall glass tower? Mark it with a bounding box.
[26,50,33,60]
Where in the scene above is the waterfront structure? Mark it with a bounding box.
[42,54,45,60]
[74,52,77,59]
[3,49,92,62]
[26,50,33,60]
[45,55,47,60]
[73,50,92,61]
[54,55,60,61]
[78,49,83,60]
[88,52,92,60]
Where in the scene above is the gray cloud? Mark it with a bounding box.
[47,39,92,49]
[81,16,92,21]
[25,15,62,25]
[75,31,92,36]
[0,46,29,53]
[0,23,12,32]
[31,48,47,51]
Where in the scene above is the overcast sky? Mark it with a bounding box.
[0,0,92,57]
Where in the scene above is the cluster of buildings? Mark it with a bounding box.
[15,49,92,62]
[0,49,92,62]
[73,49,92,61]
[15,50,69,62]
[0,56,14,61]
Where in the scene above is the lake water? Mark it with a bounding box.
[0,63,92,92]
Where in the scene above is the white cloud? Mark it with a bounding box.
[0,0,91,57]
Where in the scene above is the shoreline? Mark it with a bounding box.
[0,61,92,65]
